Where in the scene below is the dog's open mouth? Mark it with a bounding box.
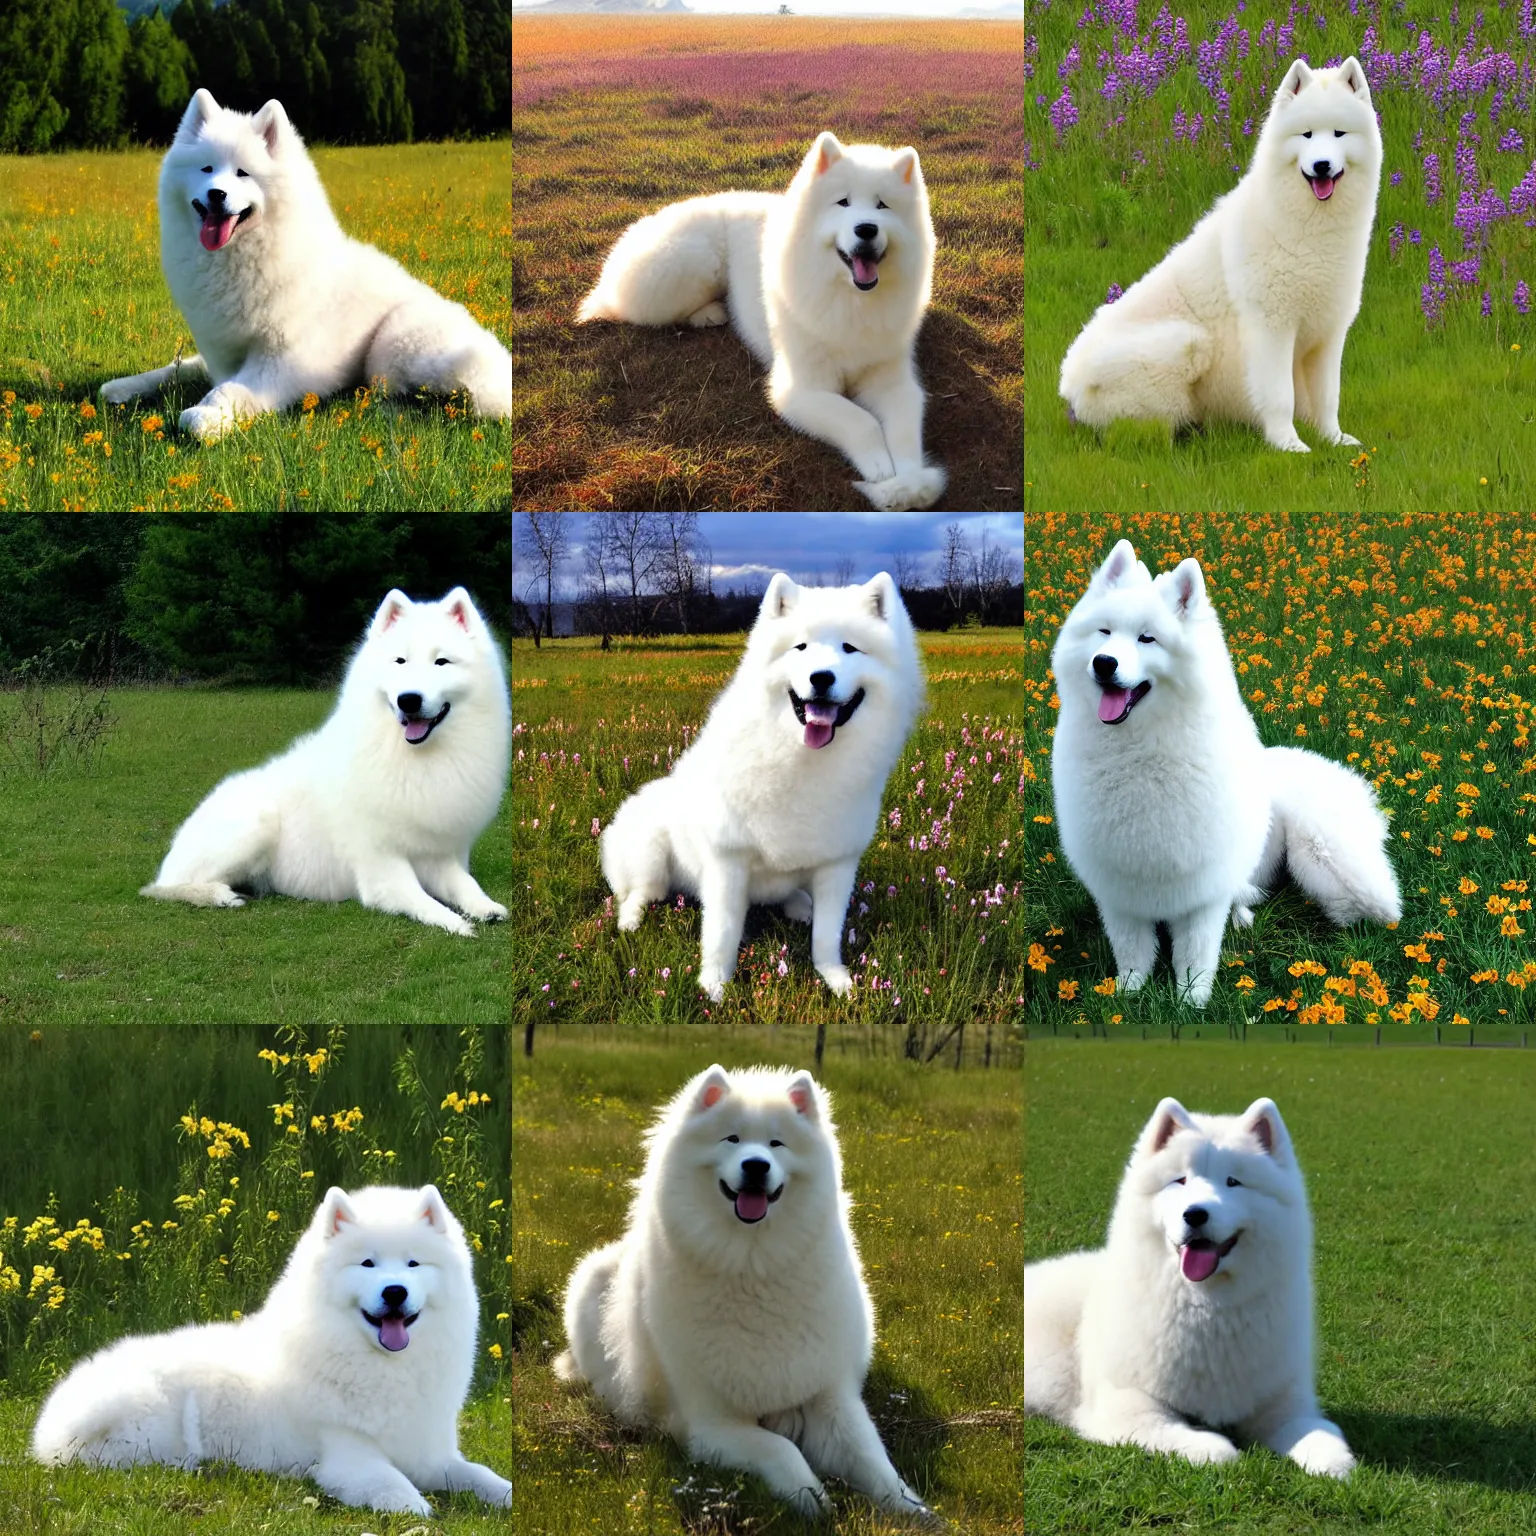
[1097,680,1150,724]
[789,687,865,749]
[1303,168,1342,201]
[719,1178,784,1224]
[191,199,256,251]
[362,1306,420,1351]
[836,246,883,291]
[1180,1233,1239,1282]
[399,702,450,744]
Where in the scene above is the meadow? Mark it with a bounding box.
[1025,507,1536,1034]
[0,142,511,511]
[513,1038,1022,1535]
[511,628,1025,1041]
[511,16,1023,511]
[1025,4,1536,512]
[0,690,510,1024]
[0,1024,511,1532]
[1027,1039,1536,1532]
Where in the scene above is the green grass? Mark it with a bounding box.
[513,1038,1022,1535]
[1025,506,1536,1033]
[512,629,1025,1039]
[1026,1039,1536,1532]
[0,143,511,511]
[0,1023,510,1530]
[0,690,510,1023]
[512,16,1022,511]
[1024,10,1535,513]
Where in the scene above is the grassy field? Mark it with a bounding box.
[512,628,1025,1040]
[0,690,510,1024]
[1026,507,1536,1034]
[1025,8,1535,512]
[0,142,511,511]
[512,16,1022,511]
[1026,1039,1536,1532]
[0,1024,511,1531]
[513,1038,1022,1534]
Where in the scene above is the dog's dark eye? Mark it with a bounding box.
[236,168,249,177]
[395,656,406,664]
[434,657,449,666]
[1226,1177,1243,1187]
[769,1139,783,1148]
[836,197,849,207]
[1302,130,1313,139]
[722,1134,740,1144]
[1097,627,1111,635]
[1170,1176,1186,1186]
[876,199,888,209]
[794,643,807,651]
[200,165,213,173]
[361,1259,375,1268]
[408,1259,419,1267]
[1334,130,1344,138]
[1137,634,1156,644]
[842,643,860,654]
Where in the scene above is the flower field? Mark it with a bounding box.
[1025,2,1535,511]
[1026,507,1536,1033]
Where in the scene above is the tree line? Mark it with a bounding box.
[0,513,511,683]
[0,0,510,152]
[512,513,1024,642]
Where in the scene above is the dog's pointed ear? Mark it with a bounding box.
[370,589,413,635]
[320,1186,358,1236]
[786,1070,822,1121]
[1337,56,1371,97]
[1163,557,1206,619]
[1277,59,1313,99]
[691,1065,731,1114]
[177,89,218,141]
[250,98,293,155]
[893,147,920,186]
[1240,1099,1291,1160]
[761,572,799,617]
[1143,1098,1194,1155]
[441,587,482,634]
[416,1185,452,1231]
[809,131,845,176]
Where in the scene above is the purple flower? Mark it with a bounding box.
[1421,283,1444,328]
[1423,152,1442,204]
[1499,129,1525,153]
[1105,282,1124,304]
[1481,290,1493,317]
[1451,256,1481,284]
[1515,280,1532,315]
[1058,43,1080,80]
[1390,170,1403,187]
[1049,87,1079,144]
[1428,245,1446,285]
[1389,220,1405,257]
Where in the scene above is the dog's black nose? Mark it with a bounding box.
[808,670,835,694]
[1091,654,1118,681]
[1182,1206,1208,1229]
[397,692,422,713]
[206,187,227,208]
[853,222,878,241]
[382,1283,408,1307]
[1312,161,1333,178]
[740,1157,770,1187]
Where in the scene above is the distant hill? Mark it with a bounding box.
[516,0,691,11]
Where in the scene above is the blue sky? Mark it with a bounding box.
[518,512,1022,596]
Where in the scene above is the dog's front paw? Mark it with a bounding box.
[100,377,141,406]
[179,402,235,442]
[816,963,853,996]
[853,465,946,510]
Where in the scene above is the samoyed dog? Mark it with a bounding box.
[33,1185,511,1514]
[100,89,511,442]
[1052,540,1400,1005]
[577,133,945,511]
[1026,1097,1356,1478]
[1060,58,1381,452]
[602,571,923,1001]
[142,587,509,936]
[557,1065,935,1522]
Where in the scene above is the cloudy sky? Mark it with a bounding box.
[516,512,1021,597]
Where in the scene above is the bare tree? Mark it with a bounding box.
[653,512,707,633]
[581,530,619,645]
[514,513,570,645]
[831,555,857,587]
[939,521,971,614]
[891,547,923,593]
[975,537,1022,624]
[599,513,663,636]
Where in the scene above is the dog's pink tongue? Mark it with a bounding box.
[851,254,878,286]
[404,718,431,743]
[803,701,838,749]
[1181,1242,1220,1282]
[1097,686,1130,723]
[735,1189,769,1222]
[377,1315,410,1351]
[200,212,237,251]
[1310,175,1336,200]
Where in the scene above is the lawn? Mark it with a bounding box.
[512,628,1025,1039]
[0,142,511,511]
[0,690,511,1024]
[1026,1039,1536,1532]
[513,1038,1022,1535]
[1025,506,1536,1034]
[1025,6,1535,513]
[0,1023,511,1532]
[512,16,1022,511]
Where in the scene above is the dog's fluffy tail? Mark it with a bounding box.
[1059,315,1213,429]
[1254,746,1402,925]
